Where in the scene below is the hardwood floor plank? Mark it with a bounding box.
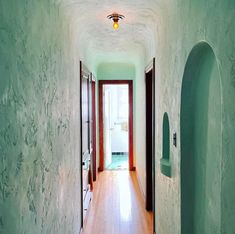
[83,170,153,234]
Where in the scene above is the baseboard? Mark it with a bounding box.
[135,169,146,200]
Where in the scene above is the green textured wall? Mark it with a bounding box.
[97,63,135,80]
[154,1,235,233]
[0,1,81,233]
[1,0,235,233]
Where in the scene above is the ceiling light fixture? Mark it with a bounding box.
[107,13,125,30]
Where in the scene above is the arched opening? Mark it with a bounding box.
[160,113,171,177]
[162,113,170,160]
[180,42,222,233]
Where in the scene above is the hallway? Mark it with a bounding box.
[1,0,235,233]
[83,171,153,234]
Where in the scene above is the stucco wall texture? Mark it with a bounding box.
[154,1,235,234]
[1,0,235,233]
[0,1,81,233]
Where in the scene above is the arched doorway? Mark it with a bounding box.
[180,42,222,234]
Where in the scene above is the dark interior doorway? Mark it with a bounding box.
[145,58,155,231]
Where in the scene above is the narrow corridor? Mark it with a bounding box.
[1,1,235,233]
[82,171,153,234]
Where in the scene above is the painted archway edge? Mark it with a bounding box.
[180,41,223,234]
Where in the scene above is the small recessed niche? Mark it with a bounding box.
[160,112,171,177]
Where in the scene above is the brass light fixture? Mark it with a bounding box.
[107,13,125,30]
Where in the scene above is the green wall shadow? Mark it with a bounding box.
[160,113,171,177]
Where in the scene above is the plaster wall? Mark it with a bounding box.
[134,60,147,198]
[181,43,222,234]
[1,0,235,233]
[154,1,235,233]
[0,1,81,233]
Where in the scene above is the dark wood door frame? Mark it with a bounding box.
[91,77,97,181]
[145,58,156,233]
[98,80,134,171]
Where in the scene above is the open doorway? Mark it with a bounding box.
[103,84,129,170]
[99,80,134,171]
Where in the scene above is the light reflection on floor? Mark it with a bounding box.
[83,170,153,234]
[118,172,132,221]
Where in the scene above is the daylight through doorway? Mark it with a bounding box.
[103,85,129,170]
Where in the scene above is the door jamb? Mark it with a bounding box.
[145,58,156,233]
[91,76,97,181]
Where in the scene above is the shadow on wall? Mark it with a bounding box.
[180,42,222,234]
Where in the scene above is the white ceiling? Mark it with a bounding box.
[62,0,164,69]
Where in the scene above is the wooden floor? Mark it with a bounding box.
[83,170,153,234]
